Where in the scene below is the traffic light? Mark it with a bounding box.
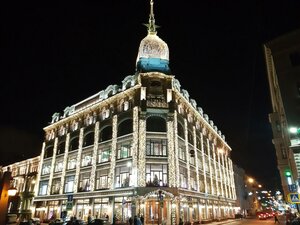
[285,169,292,185]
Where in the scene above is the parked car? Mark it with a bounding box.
[87,218,109,225]
[32,218,41,225]
[49,219,64,225]
[63,219,87,225]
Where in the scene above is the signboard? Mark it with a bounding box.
[288,184,297,192]
[288,193,300,203]
[66,194,73,210]
[66,201,73,210]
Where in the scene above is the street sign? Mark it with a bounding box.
[288,193,300,203]
[66,201,73,210]
[288,184,297,192]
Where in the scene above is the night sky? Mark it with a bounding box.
[1,0,300,190]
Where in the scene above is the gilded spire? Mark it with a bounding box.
[146,0,158,34]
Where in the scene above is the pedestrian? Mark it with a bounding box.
[134,215,138,225]
[113,215,117,225]
[179,218,183,225]
[140,215,144,225]
[129,217,133,225]
[275,214,280,224]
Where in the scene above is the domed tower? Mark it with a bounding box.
[136,0,171,74]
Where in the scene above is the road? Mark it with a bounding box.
[217,215,285,225]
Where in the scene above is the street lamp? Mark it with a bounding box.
[8,187,17,197]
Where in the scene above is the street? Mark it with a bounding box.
[216,215,286,225]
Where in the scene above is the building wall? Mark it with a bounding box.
[33,72,237,224]
[264,28,300,200]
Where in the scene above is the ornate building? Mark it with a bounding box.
[33,1,237,224]
[2,156,40,220]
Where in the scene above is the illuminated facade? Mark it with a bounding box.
[33,1,237,224]
[2,156,40,219]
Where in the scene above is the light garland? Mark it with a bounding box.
[134,107,144,186]
[90,122,99,191]
[200,133,207,195]
[184,119,191,190]
[47,138,58,195]
[193,126,200,192]
[34,142,45,196]
[173,111,180,187]
[167,119,175,187]
[108,115,118,189]
[217,151,224,197]
[74,128,84,193]
[138,111,146,186]
[60,133,70,194]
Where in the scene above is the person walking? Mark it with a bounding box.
[275,214,280,224]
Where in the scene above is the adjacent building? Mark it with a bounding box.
[2,156,40,220]
[33,1,237,224]
[264,29,300,200]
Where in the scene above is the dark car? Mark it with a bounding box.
[87,219,109,225]
[49,219,64,225]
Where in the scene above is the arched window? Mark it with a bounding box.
[44,146,53,159]
[57,141,65,155]
[146,116,166,132]
[117,119,133,137]
[99,126,112,142]
[83,132,94,147]
[69,137,79,151]
[177,122,184,139]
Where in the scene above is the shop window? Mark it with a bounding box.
[146,164,168,187]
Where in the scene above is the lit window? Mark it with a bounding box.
[38,180,48,196]
[64,175,75,193]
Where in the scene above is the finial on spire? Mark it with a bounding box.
[146,0,158,34]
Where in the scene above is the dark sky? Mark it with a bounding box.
[1,0,300,190]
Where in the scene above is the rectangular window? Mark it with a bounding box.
[42,163,51,175]
[117,141,132,159]
[81,153,92,167]
[179,145,186,161]
[190,171,197,191]
[189,148,195,165]
[146,139,167,156]
[67,156,77,170]
[64,175,75,193]
[54,160,63,172]
[51,178,61,195]
[38,180,48,196]
[115,166,132,188]
[146,164,168,187]
[179,166,187,189]
[78,172,91,192]
[96,169,109,189]
[98,147,111,163]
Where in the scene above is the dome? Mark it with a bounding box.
[136,34,169,62]
[135,0,170,74]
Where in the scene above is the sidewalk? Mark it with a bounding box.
[40,218,239,225]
